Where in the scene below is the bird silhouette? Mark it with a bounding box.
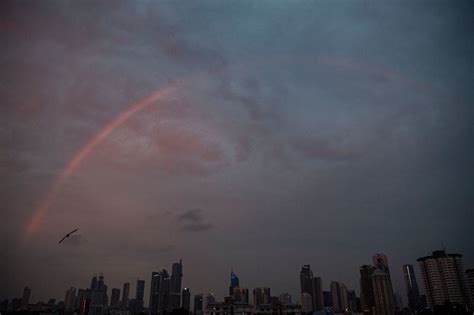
[58,228,79,244]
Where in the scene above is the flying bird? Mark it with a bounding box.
[58,228,79,244]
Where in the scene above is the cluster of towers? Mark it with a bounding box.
[4,250,474,315]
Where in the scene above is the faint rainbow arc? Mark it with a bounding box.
[24,83,178,239]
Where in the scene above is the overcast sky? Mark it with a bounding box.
[1,0,473,306]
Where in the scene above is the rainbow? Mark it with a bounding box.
[24,83,178,239]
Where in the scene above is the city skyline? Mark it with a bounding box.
[2,0,473,311]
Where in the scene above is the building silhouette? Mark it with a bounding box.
[312,277,324,311]
[229,269,240,297]
[360,264,375,313]
[194,294,204,315]
[182,288,191,310]
[232,287,249,304]
[300,293,312,314]
[402,264,420,311]
[110,288,120,307]
[330,281,348,312]
[169,260,183,311]
[371,269,395,315]
[299,265,314,312]
[121,283,130,309]
[64,287,76,311]
[21,286,31,307]
[150,272,162,315]
[253,287,270,306]
[417,250,473,311]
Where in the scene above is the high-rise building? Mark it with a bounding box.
[76,289,87,310]
[233,287,249,304]
[360,265,375,313]
[150,272,162,315]
[322,291,332,308]
[121,283,130,309]
[299,265,314,311]
[402,264,420,310]
[203,293,215,313]
[230,269,240,296]
[253,287,270,306]
[371,269,395,315]
[89,274,108,310]
[110,288,120,307]
[417,250,473,311]
[467,269,474,309]
[65,287,76,311]
[136,279,145,301]
[21,286,31,306]
[330,281,347,312]
[347,290,359,312]
[182,288,191,310]
[194,294,204,315]
[373,253,391,277]
[278,293,291,305]
[312,277,324,311]
[169,260,183,311]
[301,293,313,314]
[159,270,171,315]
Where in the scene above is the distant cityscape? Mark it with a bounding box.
[2,250,474,315]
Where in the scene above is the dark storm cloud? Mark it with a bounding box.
[1,0,473,305]
[177,209,214,232]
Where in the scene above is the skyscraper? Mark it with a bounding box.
[402,264,420,310]
[159,270,171,315]
[312,277,324,311]
[21,286,31,306]
[253,287,270,306]
[417,250,473,311]
[194,294,204,315]
[169,260,183,311]
[373,253,390,277]
[371,269,395,315]
[64,287,76,311]
[182,288,191,311]
[300,293,313,314]
[121,283,130,309]
[136,279,145,302]
[299,265,314,311]
[330,281,347,312]
[230,269,240,296]
[359,264,376,313]
[110,288,120,307]
[232,287,249,304]
[150,272,162,315]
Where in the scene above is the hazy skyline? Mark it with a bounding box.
[1,0,473,306]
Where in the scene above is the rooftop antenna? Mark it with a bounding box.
[441,240,447,252]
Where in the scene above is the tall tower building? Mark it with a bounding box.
[360,264,376,312]
[301,293,313,314]
[417,250,473,311]
[194,294,204,315]
[110,288,120,307]
[299,265,314,311]
[159,270,171,315]
[371,269,395,315]
[233,287,249,304]
[22,286,31,306]
[330,281,348,312]
[150,272,161,315]
[402,264,420,310]
[136,279,145,302]
[230,269,240,296]
[182,288,191,311]
[121,283,130,309]
[312,277,324,311]
[169,260,183,311]
[253,287,270,306]
[64,287,76,311]
[373,253,391,277]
